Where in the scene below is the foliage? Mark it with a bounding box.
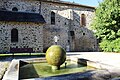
[100,38,120,52]
[0,53,45,57]
[91,0,120,52]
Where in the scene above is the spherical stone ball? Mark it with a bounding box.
[46,45,66,66]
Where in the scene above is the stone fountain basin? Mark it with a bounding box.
[2,52,120,80]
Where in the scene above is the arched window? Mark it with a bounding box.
[12,7,18,11]
[51,11,55,25]
[81,14,86,26]
[11,28,18,42]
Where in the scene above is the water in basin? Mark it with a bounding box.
[20,60,95,79]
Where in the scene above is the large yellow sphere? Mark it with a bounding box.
[46,45,66,67]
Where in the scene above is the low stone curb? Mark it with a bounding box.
[2,60,20,80]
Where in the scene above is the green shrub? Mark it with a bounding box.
[100,38,120,52]
[91,0,120,52]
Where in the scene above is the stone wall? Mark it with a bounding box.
[41,2,70,51]
[41,1,97,51]
[0,0,40,13]
[71,7,97,51]
[0,22,43,53]
[0,0,97,53]
[0,0,43,53]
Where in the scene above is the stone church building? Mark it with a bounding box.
[0,0,97,53]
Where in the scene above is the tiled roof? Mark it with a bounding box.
[0,10,46,23]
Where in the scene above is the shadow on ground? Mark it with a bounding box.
[29,69,115,80]
[19,64,39,79]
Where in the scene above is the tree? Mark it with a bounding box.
[91,0,120,52]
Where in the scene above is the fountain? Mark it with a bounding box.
[54,36,59,45]
[3,48,120,80]
[19,45,95,79]
[3,45,96,80]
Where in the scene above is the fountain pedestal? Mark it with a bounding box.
[52,66,60,70]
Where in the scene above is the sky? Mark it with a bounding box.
[62,0,103,7]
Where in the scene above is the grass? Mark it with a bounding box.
[0,53,45,57]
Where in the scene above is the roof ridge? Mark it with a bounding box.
[40,0,95,9]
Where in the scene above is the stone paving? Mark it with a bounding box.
[0,61,10,80]
[67,52,120,69]
[0,57,13,79]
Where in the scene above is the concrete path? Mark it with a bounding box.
[67,52,120,69]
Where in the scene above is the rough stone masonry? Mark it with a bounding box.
[0,0,98,53]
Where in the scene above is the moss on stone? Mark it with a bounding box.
[46,45,66,69]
